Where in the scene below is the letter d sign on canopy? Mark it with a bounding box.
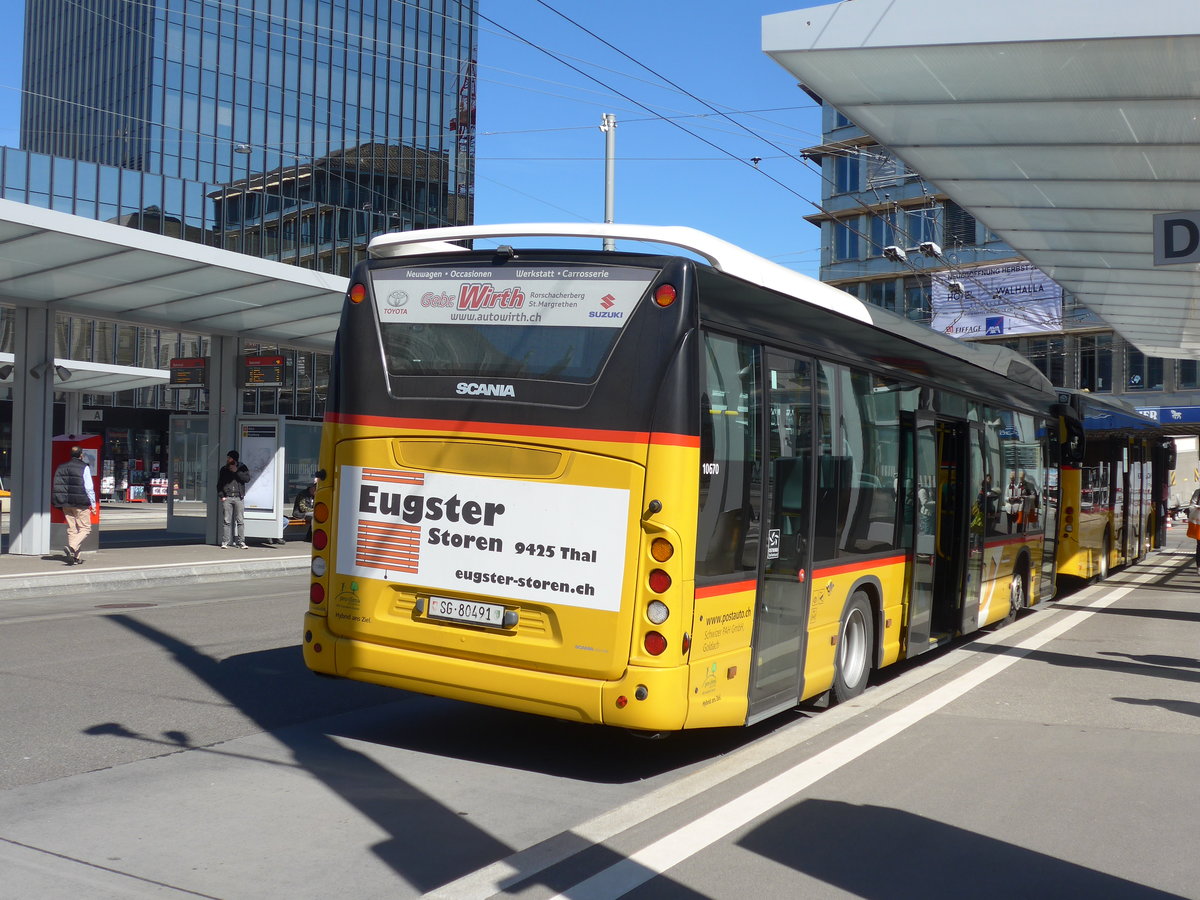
[1154,212,1200,265]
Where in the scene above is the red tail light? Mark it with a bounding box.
[644,631,667,656]
[312,529,328,550]
[310,583,325,604]
[648,569,671,593]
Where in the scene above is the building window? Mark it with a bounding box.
[1179,359,1199,390]
[834,153,860,194]
[832,218,859,261]
[1126,347,1163,391]
[865,148,903,189]
[944,201,977,248]
[867,279,897,312]
[904,276,930,321]
[906,206,937,246]
[1079,335,1112,393]
[869,209,897,255]
[1028,337,1066,387]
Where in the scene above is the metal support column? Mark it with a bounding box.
[206,335,240,545]
[8,307,56,555]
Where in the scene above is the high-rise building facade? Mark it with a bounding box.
[20,0,477,274]
[1,0,478,491]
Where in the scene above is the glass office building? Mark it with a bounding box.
[20,0,477,273]
[1,0,478,490]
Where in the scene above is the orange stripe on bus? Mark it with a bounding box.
[812,554,907,578]
[326,412,698,447]
[694,579,757,599]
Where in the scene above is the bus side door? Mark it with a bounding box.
[747,350,815,718]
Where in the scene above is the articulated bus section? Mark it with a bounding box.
[1056,392,1170,582]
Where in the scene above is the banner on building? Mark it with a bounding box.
[931,262,1063,339]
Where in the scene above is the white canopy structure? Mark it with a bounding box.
[764,0,1200,359]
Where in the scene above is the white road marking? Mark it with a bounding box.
[428,559,1174,900]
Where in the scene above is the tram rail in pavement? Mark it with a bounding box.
[0,501,310,601]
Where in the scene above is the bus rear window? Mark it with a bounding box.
[371,263,657,382]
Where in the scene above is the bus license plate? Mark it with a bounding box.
[428,596,506,628]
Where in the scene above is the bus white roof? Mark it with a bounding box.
[369,223,872,323]
[368,223,1051,394]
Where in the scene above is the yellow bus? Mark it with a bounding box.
[1055,390,1172,581]
[302,224,1075,731]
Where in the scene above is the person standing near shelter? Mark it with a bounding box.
[1189,487,1200,573]
[217,449,251,549]
[51,445,97,565]
[292,478,316,542]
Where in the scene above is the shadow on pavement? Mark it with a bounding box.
[735,799,1187,899]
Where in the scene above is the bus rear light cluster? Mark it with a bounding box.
[310,583,325,604]
[648,569,671,593]
[1063,505,1075,533]
[644,631,668,656]
[650,537,674,562]
[646,599,670,625]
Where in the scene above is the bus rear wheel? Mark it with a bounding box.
[1097,532,1111,581]
[1000,565,1028,627]
[831,592,873,704]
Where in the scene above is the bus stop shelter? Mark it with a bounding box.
[764,0,1200,361]
[0,198,346,555]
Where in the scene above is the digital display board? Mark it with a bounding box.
[168,357,208,387]
[241,355,286,388]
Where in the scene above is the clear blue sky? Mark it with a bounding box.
[0,1,828,277]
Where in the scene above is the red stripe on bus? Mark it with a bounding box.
[812,554,907,578]
[363,468,425,484]
[326,412,698,447]
[694,579,757,599]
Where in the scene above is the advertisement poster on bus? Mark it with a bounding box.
[370,264,656,328]
[931,262,1063,338]
[336,465,631,611]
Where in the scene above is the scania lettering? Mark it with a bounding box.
[456,383,515,397]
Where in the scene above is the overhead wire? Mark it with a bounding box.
[509,0,1057,327]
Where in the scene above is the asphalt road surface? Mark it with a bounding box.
[1,559,1197,899]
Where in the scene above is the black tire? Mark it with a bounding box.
[999,564,1028,627]
[831,591,874,704]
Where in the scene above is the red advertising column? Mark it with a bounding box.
[51,434,103,552]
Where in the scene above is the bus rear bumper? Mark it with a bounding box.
[303,613,695,730]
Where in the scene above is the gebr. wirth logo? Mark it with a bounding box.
[456,382,516,397]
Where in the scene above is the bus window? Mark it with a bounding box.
[697,332,761,577]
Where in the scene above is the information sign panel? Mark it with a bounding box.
[168,357,208,387]
[241,355,286,388]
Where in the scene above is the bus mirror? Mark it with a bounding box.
[1061,417,1085,466]
[1165,439,1177,471]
